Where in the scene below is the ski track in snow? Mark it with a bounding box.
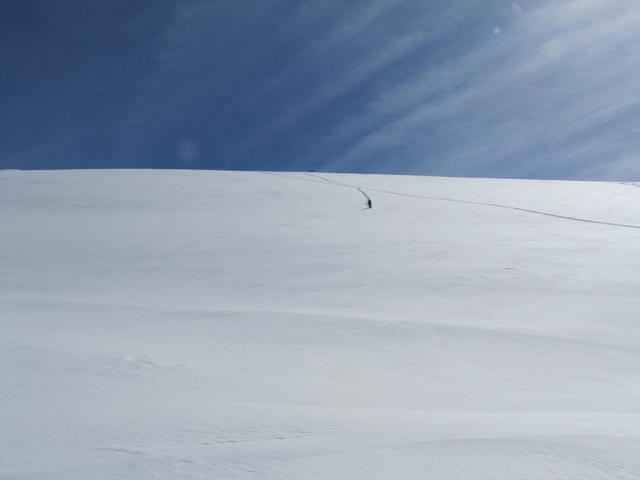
[294,171,640,230]
[303,171,373,204]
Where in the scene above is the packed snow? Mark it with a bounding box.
[1,169,639,479]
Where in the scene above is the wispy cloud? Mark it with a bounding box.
[240,0,482,145]
[317,0,640,179]
[4,0,638,179]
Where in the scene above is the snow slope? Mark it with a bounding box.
[1,169,639,479]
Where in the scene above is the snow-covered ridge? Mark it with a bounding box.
[2,169,639,479]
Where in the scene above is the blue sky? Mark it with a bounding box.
[2,0,639,180]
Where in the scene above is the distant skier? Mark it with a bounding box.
[357,187,373,209]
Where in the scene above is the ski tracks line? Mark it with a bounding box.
[371,187,640,230]
[270,172,640,231]
[303,172,372,203]
[263,171,373,203]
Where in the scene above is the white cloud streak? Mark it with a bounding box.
[321,0,640,179]
[110,0,640,179]
[229,0,485,161]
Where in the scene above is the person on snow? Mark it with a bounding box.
[367,199,372,209]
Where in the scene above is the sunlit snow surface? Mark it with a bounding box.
[1,170,640,479]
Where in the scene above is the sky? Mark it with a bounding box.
[1,0,639,180]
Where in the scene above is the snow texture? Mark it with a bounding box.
[1,169,640,479]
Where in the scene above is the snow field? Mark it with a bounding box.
[1,169,639,478]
